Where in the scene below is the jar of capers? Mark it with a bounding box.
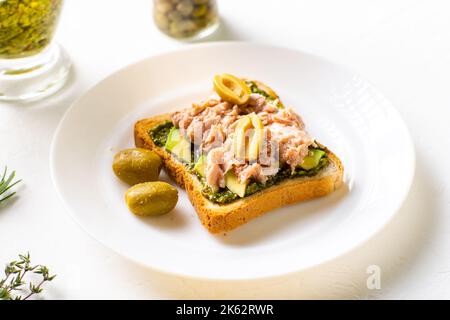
[153,0,219,40]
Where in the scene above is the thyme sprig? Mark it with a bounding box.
[0,253,56,300]
[0,166,21,203]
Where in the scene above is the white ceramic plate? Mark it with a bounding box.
[51,43,414,280]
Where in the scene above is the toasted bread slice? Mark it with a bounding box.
[134,114,344,234]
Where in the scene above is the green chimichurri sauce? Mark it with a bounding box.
[246,80,284,109]
[149,121,174,147]
[0,0,63,59]
[195,155,328,205]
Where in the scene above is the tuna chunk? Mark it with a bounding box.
[273,107,305,128]
[172,97,237,148]
[205,148,225,190]
[170,92,315,190]
[202,124,225,153]
[269,122,314,171]
[235,163,268,184]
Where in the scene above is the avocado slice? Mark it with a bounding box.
[164,128,192,163]
[194,154,207,177]
[299,149,326,170]
[225,171,247,198]
[164,127,181,151]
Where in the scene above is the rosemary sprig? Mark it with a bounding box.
[0,166,21,203]
[0,253,56,300]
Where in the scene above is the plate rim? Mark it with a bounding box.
[50,41,416,280]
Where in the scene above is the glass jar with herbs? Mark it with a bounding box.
[0,0,71,101]
[153,0,219,40]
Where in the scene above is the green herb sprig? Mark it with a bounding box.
[0,253,56,300]
[0,166,21,203]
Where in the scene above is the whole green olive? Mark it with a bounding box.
[112,148,162,185]
[125,182,178,216]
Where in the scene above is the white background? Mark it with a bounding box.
[1,0,449,299]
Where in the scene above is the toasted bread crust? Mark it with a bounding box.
[135,116,344,233]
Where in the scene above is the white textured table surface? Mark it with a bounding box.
[1,0,449,299]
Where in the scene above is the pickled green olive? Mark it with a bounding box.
[213,73,251,105]
[125,182,178,216]
[112,148,162,185]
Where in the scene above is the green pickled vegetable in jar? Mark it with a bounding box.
[0,0,63,59]
[153,0,219,40]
